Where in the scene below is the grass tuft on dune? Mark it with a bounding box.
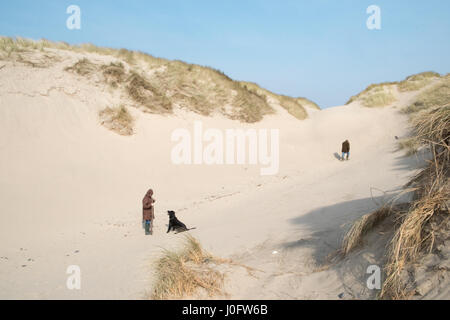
[99,105,134,136]
[151,235,226,300]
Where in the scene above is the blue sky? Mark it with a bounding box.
[1,0,449,108]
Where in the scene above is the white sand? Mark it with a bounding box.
[0,49,432,299]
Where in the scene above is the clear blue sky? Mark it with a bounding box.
[1,0,449,108]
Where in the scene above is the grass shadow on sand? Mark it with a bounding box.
[282,193,410,299]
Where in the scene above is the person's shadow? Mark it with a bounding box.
[333,152,342,161]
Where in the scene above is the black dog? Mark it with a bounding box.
[167,210,192,234]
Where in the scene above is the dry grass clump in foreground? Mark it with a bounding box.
[341,105,449,299]
[99,105,134,136]
[151,235,227,300]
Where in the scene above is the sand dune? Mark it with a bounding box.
[0,45,443,299]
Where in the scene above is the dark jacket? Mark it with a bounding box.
[142,189,155,221]
[342,140,350,153]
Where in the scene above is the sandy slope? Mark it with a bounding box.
[0,50,433,299]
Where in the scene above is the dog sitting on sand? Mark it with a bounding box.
[167,210,194,234]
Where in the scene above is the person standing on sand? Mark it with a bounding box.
[341,140,350,161]
[142,189,155,235]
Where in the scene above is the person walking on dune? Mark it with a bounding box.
[341,140,350,161]
[142,189,156,235]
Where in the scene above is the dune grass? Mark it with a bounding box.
[296,97,321,110]
[398,72,440,92]
[99,105,134,136]
[1,35,317,123]
[126,71,173,113]
[402,77,450,114]
[65,58,97,76]
[341,104,450,299]
[341,207,395,256]
[346,82,398,106]
[101,61,126,87]
[151,235,226,300]
[346,71,442,107]
[239,81,320,119]
[398,138,420,156]
[360,86,397,108]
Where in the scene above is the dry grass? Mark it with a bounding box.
[346,82,398,105]
[398,72,440,92]
[101,61,126,87]
[341,207,395,256]
[276,94,308,120]
[296,97,321,110]
[239,81,319,120]
[1,35,317,123]
[402,77,450,114]
[99,105,134,136]
[381,189,449,299]
[341,105,449,299]
[398,138,420,156]
[231,83,273,122]
[360,86,397,107]
[347,71,442,107]
[151,235,226,300]
[65,58,97,76]
[127,71,172,113]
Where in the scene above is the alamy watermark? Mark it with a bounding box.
[66,265,81,290]
[367,5,381,30]
[366,265,381,290]
[171,121,280,176]
[66,5,81,30]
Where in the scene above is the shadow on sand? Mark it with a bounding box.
[278,149,429,298]
[333,152,342,161]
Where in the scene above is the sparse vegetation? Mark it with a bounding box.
[341,104,450,299]
[65,58,97,76]
[101,61,126,87]
[398,137,420,156]
[151,235,226,300]
[356,85,397,108]
[402,76,450,114]
[346,82,398,106]
[127,71,172,113]
[99,105,134,136]
[1,35,318,122]
[239,81,320,120]
[347,72,442,107]
[398,72,440,92]
[341,206,396,256]
[296,97,321,111]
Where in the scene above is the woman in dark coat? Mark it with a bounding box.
[142,189,155,235]
[341,140,350,161]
